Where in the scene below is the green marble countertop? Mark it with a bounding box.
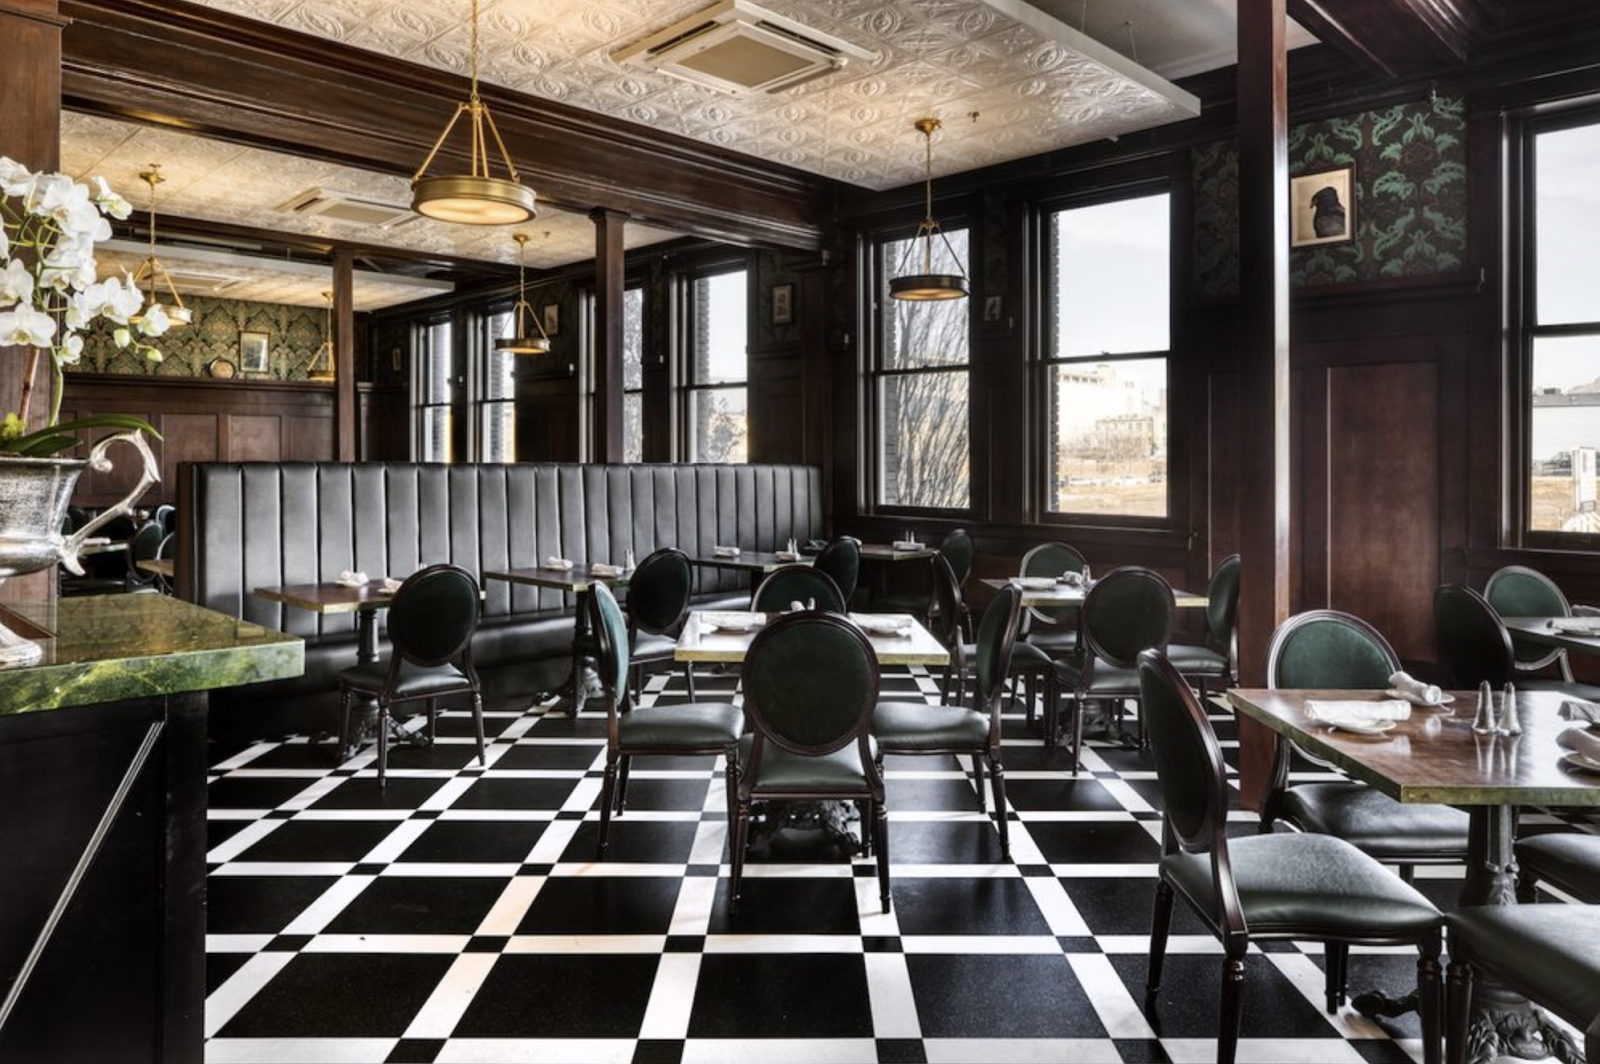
[0,594,303,715]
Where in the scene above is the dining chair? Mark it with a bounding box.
[154,503,176,539]
[1485,565,1574,680]
[924,554,1051,710]
[751,564,846,613]
[154,532,175,594]
[1516,832,1600,903]
[1263,608,1469,1010]
[1047,566,1174,771]
[733,611,887,912]
[1434,584,1518,689]
[588,581,743,858]
[813,536,862,605]
[624,547,697,701]
[125,521,164,592]
[875,527,975,634]
[1445,906,1600,1064]
[1168,553,1241,698]
[1138,649,1444,1064]
[336,564,485,786]
[1021,541,1090,659]
[871,583,1022,858]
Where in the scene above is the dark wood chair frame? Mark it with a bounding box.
[623,546,698,703]
[732,612,888,912]
[1174,552,1242,699]
[336,563,486,787]
[1483,564,1576,681]
[1445,930,1600,1064]
[750,565,847,614]
[1140,651,1443,1064]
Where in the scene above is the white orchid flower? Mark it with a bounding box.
[0,258,33,307]
[103,275,146,324]
[91,176,132,221]
[113,326,132,349]
[136,302,171,336]
[0,305,57,347]
[0,157,35,199]
[0,223,9,260]
[56,333,84,365]
[145,345,164,364]
[66,280,112,329]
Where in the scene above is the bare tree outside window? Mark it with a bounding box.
[482,310,516,463]
[623,287,645,463]
[876,229,970,509]
[688,269,748,463]
[417,319,454,463]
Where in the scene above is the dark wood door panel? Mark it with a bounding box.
[225,414,282,462]
[158,412,220,494]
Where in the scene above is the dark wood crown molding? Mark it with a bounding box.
[59,0,836,250]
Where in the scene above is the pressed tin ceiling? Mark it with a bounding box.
[59,112,684,270]
[178,0,1204,191]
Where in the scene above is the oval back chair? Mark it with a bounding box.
[813,536,862,604]
[752,564,846,613]
[1434,583,1515,689]
[1484,565,1571,676]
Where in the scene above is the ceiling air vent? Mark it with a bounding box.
[278,188,417,229]
[613,0,874,95]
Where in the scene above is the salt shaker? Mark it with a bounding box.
[1500,682,1521,735]
[1471,680,1497,734]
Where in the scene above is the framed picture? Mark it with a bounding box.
[389,346,403,372]
[983,294,1003,322]
[1290,166,1355,248]
[238,331,270,374]
[541,303,559,337]
[771,283,794,325]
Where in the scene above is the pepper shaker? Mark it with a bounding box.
[1471,680,1497,735]
[1500,682,1521,735]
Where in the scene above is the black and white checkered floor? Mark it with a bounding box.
[202,665,1592,1064]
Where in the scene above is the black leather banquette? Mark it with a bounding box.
[179,462,824,724]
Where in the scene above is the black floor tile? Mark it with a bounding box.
[1111,953,1337,1039]
[208,874,342,935]
[688,953,873,1038]
[708,876,863,935]
[559,820,700,864]
[891,876,1052,937]
[324,875,507,935]
[397,820,548,864]
[905,953,1106,1038]
[231,819,401,864]
[452,954,659,1037]
[516,876,684,935]
[1024,820,1160,865]
[218,954,455,1037]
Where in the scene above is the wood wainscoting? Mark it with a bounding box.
[60,374,336,509]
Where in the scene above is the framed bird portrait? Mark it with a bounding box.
[1290,166,1355,248]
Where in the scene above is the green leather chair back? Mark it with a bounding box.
[752,565,846,613]
[627,548,692,635]
[1205,554,1242,645]
[974,584,1023,705]
[1267,610,1399,689]
[1484,565,1569,670]
[741,611,879,755]
[388,564,481,667]
[588,582,631,701]
[939,528,975,587]
[929,552,964,649]
[1434,583,1515,688]
[129,521,163,565]
[1021,541,1089,626]
[814,537,861,603]
[1081,567,1175,668]
[1139,649,1230,856]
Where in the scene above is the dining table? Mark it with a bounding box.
[1227,686,1600,1064]
[1501,615,1600,657]
[482,564,631,716]
[675,610,950,667]
[684,549,813,575]
[136,558,174,578]
[980,577,1210,609]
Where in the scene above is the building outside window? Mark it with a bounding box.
[416,317,453,463]
[874,227,971,510]
[1524,115,1600,538]
[686,269,748,463]
[623,286,645,463]
[1043,191,1170,519]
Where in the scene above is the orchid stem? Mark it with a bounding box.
[16,349,39,427]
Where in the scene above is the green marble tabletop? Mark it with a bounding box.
[0,594,303,715]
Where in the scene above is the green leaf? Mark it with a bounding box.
[5,414,163,453]
[10,434,79,458]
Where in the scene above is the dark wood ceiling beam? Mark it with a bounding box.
[1286,0,1487,78]
[58,0,833,251]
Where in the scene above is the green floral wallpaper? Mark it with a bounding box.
[67,294,341,380]
[1193,94,1468,297]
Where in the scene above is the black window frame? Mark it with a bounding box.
[679,259,751,464]
[412,314,457,463]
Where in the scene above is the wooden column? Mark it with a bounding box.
[590,208,628,463]
[1234,0,1293,809]
[1,0,67,608]
[332,248,356,461]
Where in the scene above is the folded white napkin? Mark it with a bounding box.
[1305,699,1411,724]
[785,598,817,613]
[544,556,574,571]
[381,576,403,593]
[774,550,803,562]
[1059,571,1086,588]
[1559,700,1600,724]
[713,545,741,557]
[892,540,922,551]
[589,563,623,578]
[1388,670,1444,706]
[1013,576,1058,590]
[1557,725,1600,764]
[853,613,914,637]
[1573,604,1600,618]
[1550,616,1600,635]
[702,611,763,632]
[336,569,369,588]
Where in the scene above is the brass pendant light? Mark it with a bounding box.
[129,165,193,327]
[411,0,537,226]
[889,118,969,301]
[309,290,336,381]
[496,232,551,355]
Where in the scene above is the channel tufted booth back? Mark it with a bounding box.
[179,462,824,654]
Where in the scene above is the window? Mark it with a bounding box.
[1043,192,1170,519]
[685,269,747,463]
[416,318,454,463]
[481,310,517,463]
[1524,116,1600,539]
[873,228,971,510]
[623,286,645,463]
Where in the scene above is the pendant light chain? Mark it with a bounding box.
[922,124,935,275]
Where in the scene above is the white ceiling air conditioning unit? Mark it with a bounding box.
[277,188,418,229]
[613,0,875,96]
[154,267,246,295]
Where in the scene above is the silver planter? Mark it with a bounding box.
[0,431,159,667]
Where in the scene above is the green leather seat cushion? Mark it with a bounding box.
[1027,628,1079,655]
[631,631,679,664]
[619,702,744,749]
[1051,659,1141,696]
[738,733,877,793]
[1516,678,1600,702]
[339,659,471,698]
[1163,832,1442,938]
[1278,782,1470,860]
[961,639,1052,674]
[1516,832,1600,903]
[1448,905,1600,1029]
[1167,642,1229,677]
[871,701,987,751]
